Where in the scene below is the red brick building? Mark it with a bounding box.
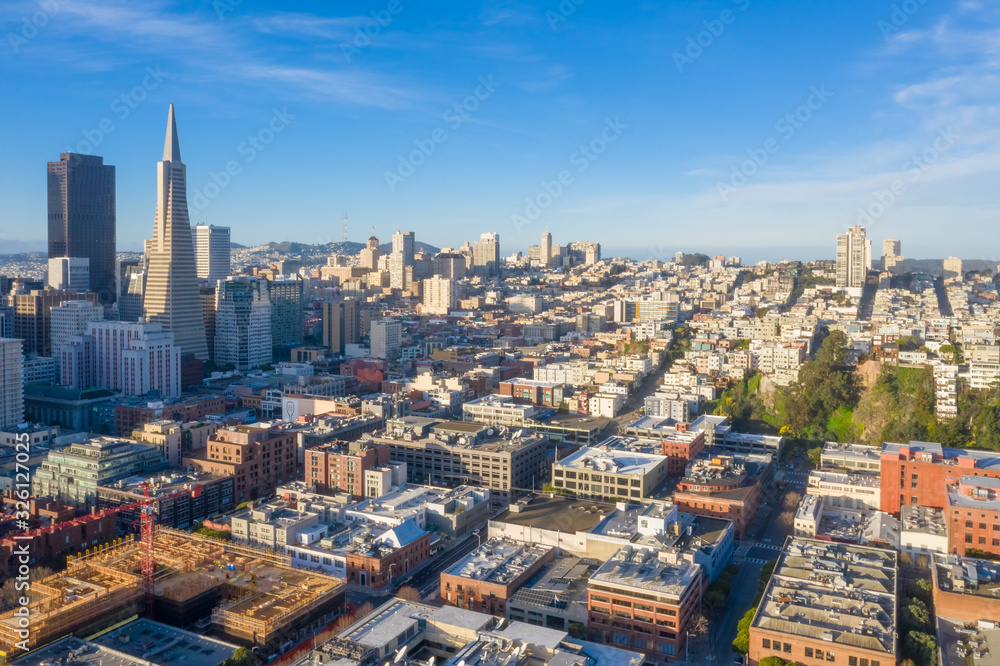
[672,454,764,539]
[879,441,1000,516]
[499,379,565,408]
[184,423,297,503]
[346,521,430,590]
[115,395,225,436]
[946,476,1000,557]
[440,538,554,616]
[587,546,702,662]
[0,508,118,582]
[931,555,1000,624]
[303,440,390,498]
[657,426,706,476]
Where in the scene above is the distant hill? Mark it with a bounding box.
[378,241,441,256]
[893,258,997,275]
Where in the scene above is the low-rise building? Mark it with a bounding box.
[462,393,537,425]
[302,440,390,498]
[806,470,881,511]
[820,441,882,474]
[899,504,948,568]
[672,453,768,539]
[440,538,554,616]
[184,422,297,503]
[932,554,1000,625]
[506,555,594,631]
[749,537,898,666]
[947,476,1000,558]
[552,445,670,501]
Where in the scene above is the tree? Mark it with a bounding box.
[0,566,53,612]
[396,586,423,602]
[221,647,253,666]
[732,607,756,654]
[807,446,823,468]
[690,614,710,636]
[567,622,587,639]
[903,631,938,666]
[759,658,790,666]
[900,598,931,634]
[906,579,933,606]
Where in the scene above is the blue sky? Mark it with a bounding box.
[1,0,998,262]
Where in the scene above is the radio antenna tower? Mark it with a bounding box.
[343,213,348,243]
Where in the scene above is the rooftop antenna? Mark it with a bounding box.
[343,212,349,243]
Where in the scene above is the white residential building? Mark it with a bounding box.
[422,276,455,315]
[46,257,90,292]
[192,224,231,281]
[0,339,24,429]
[371,319,402,361]
[806,470,880,511]
[899,505,948,568]
[934,363,959,419]
[50,300,104,381]
[88,321,182,397]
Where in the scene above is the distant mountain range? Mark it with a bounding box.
[891,258,997,275]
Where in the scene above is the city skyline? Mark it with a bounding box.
[1,1,999,261]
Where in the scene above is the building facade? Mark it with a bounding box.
[214,276,272,371]
[192,224,231,281]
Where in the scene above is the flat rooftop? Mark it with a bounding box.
[90,618,240,666]
[934,554,1000,600]
[938,617,1000,666]
[808,469,881,488]
[493,496,610,534]
[444,538,552,586]
[590,545,700,599]
[752,537,898,656]
[557,446,665,476]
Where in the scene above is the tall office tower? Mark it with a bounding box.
[267,276,304,348]
[422,277,455,315]
[118,263,146,323]
[46,257,90,292]
[882,237,903,274]
[214,277,271,371]
[370,318,402,361]
[322,299,360,355]
[359,235,381,271]
[192,224,231,281]
[835,224,871,289]
[87,321,181,397]
[540,231,553,267]
[433,252,467,280]
[199,284,217,363]
[142,105,209,360]
[472,232,501,277]
[50,300,104,381]
[0,338,24,428]
[943,256,963,280]
[47,153,116,304]
[9,287,98,356]
[0,305,13,339]
[59,335,95,390]
[392,229,415,266]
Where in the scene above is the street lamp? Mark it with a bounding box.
[686,630,693,663]
[387,563,395,590]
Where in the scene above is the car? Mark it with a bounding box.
[733,657,744,664]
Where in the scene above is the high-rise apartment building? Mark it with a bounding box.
[540,231,552,267]
[87,320,182,397]
[371,318,402,361]
[881,237,902,273]
[0,339,24,429]
[142,105,209,360]
[47,153,116,303]
[472,232,501,277]
[321,299,360,355]
[389,252,412,291]
[422,276,455,315]
[214,276,272,371]
[432,252,467,280]
[835,224,871,288]
[192,224,231,281]
[266,276,304,349]
[46,257,90,293]
[943,256,963,279]
[117,261,146,323]
[392,230,415,266]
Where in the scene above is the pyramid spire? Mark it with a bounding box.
[163,104,182,163]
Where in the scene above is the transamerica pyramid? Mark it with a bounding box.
[142,104,209,360]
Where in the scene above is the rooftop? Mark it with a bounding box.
[590,545,701,599]
[934,554,1000,600]
[752,537,898,656]
[808,469,881,488]
[557,445,665,476]
[938,618,1000,666]
[493,496,610,534]
[444,537,552,586]
[901,505,948,536]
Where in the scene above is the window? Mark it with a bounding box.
[804,647,813,657]
[827,652,836,662]
[762,639,771,649]
[850,658,858,666]
[783,643,791,653]
[966,533,973,543]
[966,520,974,528]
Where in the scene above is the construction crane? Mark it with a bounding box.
[2,481,201,617]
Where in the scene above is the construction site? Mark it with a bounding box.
[0,528,345,659]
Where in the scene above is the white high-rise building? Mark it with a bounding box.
[472,232,501,277]
[50,300,104,381]
[882,237,903,274]
[87,321,182,397]
[46,257,90,292]
[422,277,455,315]
[0,338,24,429]
[214,277,272,371]
[192,224,231,281]
[143,105,209,360]
[835,225,871,289]
[392,230,415,266]
[943,256,963,280]
[540,231,552,267]
[371,319,402,361]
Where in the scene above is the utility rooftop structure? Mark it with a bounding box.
[820,441,882,473]
[749,536,898,666]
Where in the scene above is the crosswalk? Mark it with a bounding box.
[737,541,782,564]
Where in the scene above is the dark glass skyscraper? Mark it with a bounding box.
[47,153,117,303]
